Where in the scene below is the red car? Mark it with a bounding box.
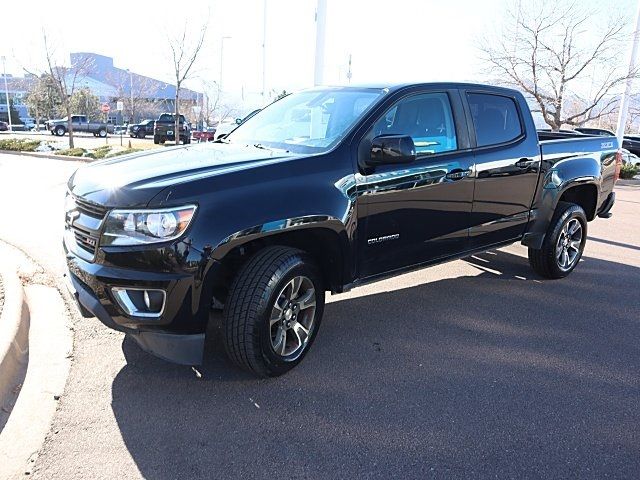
[0,121,8,132]
[192,127,217,142]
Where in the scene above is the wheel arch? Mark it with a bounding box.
[207,219,351,304]
[522,154,601,250]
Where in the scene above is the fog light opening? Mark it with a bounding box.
[112,287,166,318]
[143,290,164,313]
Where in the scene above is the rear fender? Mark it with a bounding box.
[522,155,601,249]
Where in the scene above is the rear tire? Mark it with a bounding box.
[98,129,107,138]
[223,246,325,377]
[528,201,587,279]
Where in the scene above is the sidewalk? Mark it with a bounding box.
[0,241,73,479]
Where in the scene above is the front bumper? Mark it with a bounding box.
[64,239,212,365]
[66,269,205,365]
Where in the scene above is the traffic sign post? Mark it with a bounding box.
[101,104,111,144]
[116,102,124,146]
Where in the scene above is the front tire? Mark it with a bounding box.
[55,126,66,136]
[223,246,325,377]
[98,129,107,138]
[528,201,587,279]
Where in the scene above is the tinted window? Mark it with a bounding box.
[372,92,458,155]
[467,93,522,147]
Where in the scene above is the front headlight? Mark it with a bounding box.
[101,205,197,246]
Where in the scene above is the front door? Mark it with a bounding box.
[357,90,475,278]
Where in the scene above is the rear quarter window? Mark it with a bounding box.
[467,93,523,147]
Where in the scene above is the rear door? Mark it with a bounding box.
[463,90,540,247]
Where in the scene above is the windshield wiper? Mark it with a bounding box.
[214,137,231,143]
[251,143,291,153]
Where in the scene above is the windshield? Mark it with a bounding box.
[226,88,384,153]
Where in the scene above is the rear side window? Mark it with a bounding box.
[467,93,522,147]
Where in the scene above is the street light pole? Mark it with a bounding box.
[1,56,12,132]
[616,0,640,146]
[219,36,232,92]
[127,69,134,123]
[313,0,327,86]
[262,0,267,98]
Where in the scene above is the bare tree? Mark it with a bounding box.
[42,32,94,147]
[167,23,207,144]
[480,1,635,131]
[107,70,158,123]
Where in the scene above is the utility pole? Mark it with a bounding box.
[313,0,327,86]
[616,0,640,146]
[1,56,12,131]
[346,54,352,84]
[262,0,267,98]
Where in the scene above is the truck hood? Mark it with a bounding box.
[67,142,297,207]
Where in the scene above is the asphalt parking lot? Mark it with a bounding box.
[0,154,638,479]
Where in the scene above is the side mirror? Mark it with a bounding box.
[235,118,243,125]
[366,135,416,168]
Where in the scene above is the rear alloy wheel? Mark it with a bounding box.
[98,129,107,138]
[223,246,325,377]
[528,201,587,279]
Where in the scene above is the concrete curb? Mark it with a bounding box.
[0,149,91,162]
[0,241,73,478]
[0,262,29,420]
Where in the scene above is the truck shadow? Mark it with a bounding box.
[111,249,640,479]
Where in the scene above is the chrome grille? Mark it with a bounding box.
[66,195,108,260]
[75,197,109,218]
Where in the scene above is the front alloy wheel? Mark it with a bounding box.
[269,276,316,360]
[223,246,325,377]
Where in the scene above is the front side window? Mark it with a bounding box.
[227,88,384,154]
[371,92,458,156]
[467,93,523,147]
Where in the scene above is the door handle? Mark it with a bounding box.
[445,168,471,180]
[515,158,534,168]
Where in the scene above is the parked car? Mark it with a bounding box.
[564,127,640,156]
[64,83,620,377]
[0,121,8,132]
[621,148,640,167]
[192,127,217,142]
[47,115,114,137]
[153,113,191,144]
[128,119,155,139]
[214,109,261,140]
[575,127,615,136]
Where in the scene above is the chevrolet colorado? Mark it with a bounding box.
[64,83,620,377]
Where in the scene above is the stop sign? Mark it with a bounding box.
[101,103,111,113]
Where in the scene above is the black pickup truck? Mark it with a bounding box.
[63,83,620,377]
[153,113,191,144]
